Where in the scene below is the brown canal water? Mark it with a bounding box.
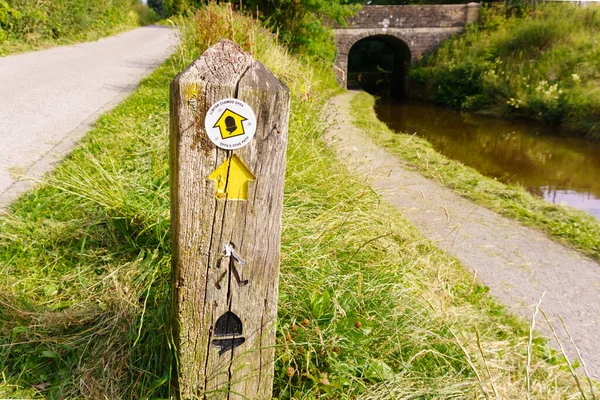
[375,98,600,220]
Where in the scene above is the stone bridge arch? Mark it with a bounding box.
[339,31,412,94]
[333,3,481,94]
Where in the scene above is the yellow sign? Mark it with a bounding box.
[213,109,247,140]
[207,155,256,200]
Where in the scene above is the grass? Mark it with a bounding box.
[350,91,600,263]
[0,3,597,399]
[410,3,600,138]
[0,0,158,56]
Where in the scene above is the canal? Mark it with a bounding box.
[374,98,600,220]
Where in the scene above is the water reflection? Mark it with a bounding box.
[375,98,600,220]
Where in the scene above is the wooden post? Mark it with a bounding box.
[170,40,290,399]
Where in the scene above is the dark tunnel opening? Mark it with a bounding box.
[347,35,411,99]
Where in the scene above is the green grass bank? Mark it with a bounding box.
[0,0,157,56]
[0,4,595,399]
[410,3,600,138]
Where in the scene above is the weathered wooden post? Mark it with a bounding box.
[169,39,290,399]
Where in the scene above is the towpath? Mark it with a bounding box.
[0,26,178,209]
[328,91,600,380]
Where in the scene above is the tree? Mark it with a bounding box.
[226,0,359,60]
[349,0,471,4]
[147,0,165,16]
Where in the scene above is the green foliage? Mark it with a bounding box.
[134,2,160,26]
[148,0,171,17]
[411,3,600,137]
[169,0,201,15]
[278,14,338,62]
[0,0,158,55]
[155,0,357,61]
[349,0,473,4]
[430,60,487,108]
[221,0,359,61]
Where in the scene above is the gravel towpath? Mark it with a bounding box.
[0,26,178,209]
[329,91,600,379]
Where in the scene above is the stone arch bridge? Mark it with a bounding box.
[334,3,481,93]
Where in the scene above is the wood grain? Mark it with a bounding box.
[170,39,290,399]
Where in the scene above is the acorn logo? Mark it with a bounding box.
[213,109,247,140]
[211,311,245,355]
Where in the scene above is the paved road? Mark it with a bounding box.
[0,26,178,209]
[329,91,600,382]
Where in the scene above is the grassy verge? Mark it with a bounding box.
[0,4,595,399]
[410,3,600,138]
[0,0,158,56]
[350,91,600,262]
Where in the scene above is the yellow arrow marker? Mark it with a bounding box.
[207,155,256,200]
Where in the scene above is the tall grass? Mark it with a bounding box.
[0,3,596,398]
[411,3,600,137]
[0,0,158,56]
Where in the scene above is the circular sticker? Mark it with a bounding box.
[204,98,257,150]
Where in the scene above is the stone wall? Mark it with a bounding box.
[342,4,471,29]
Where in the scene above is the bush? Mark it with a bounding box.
[431,60,487,108]
[0,0,156,50]
[411,3,600,137]
[213,0,359,62]
[133,2,159,26]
